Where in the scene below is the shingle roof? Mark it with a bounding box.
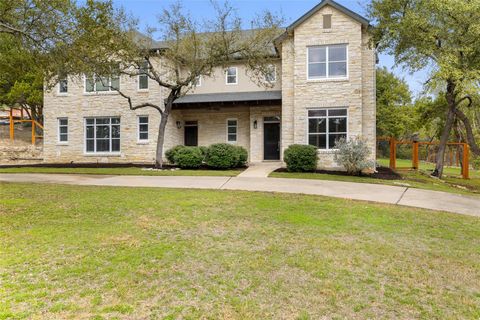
[173,90,282,104]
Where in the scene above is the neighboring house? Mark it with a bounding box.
[43,0,376,168]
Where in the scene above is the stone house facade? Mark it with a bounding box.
[43,0,376,168]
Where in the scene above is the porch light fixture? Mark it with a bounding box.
[253,120,258,129]
[176,121,182,129]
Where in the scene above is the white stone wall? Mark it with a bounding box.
[280,4,376,169]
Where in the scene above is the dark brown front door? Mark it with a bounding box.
[184,121,198,146]
[264,122,280,160]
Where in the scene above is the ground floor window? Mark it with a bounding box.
[58,118,68,142]
[85,117,120,153]
[227,119,237,143]
[138,116,149,141]
[308,108,347,150]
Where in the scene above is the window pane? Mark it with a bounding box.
[60,126,68,134]
[308,63,326,78]
[139,132,148,140]
[59,79,68,93]
[85,77,94,92]
[95,76,109,91]
[139,75,148,89]
[59,119,68,126]
[86,139,94,152]
[329,117,347,133]
[228,126,237,134]
[329,134,347,149]
[227,75,236,84]
[112,125,120,138]
[309,118,326,134]
[86,126,94,138]
[323,14,332,29]
[97,118,110,124]
[110,76,120,90]
[96,139,110,152]
[112,139,120,152]
[309,134,326,149]
[111,118,120,124]
[308,47,326,63]
[308,110,326,117]
[227,67,236,76]
[139,124,148,132]
[96,125,110,139]
[59,134,68,142]
[329,45,347,61]
[86,118,94,125]
[329,62,347,77]
[328,109,347,116]
[228,134,236,142]
[227,120,237,126]
[265,65,276,82]
[139,116,148,124]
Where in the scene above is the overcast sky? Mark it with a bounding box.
[112,0,428,97]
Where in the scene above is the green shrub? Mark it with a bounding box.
[199,146,208,156]
[334,137,375,175]
[205,143,242,169]
[234,146,248,167]
[472,156,480,170]
[173,147,204,169]
[165,145,186,164]
[283,144,318,172]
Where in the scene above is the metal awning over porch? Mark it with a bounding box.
[173,90,282,109]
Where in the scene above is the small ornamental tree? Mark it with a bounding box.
[334,137,375,176]
[73,1,283,168]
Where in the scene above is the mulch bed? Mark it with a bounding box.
[274,166,403,180]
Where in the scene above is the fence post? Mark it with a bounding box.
[31,121,35,145]
[389,137,396,170]
[412,141,419,170]
[462,144,469,179]
[9,108,14,141]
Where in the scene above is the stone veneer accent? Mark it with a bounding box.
[42,3,375,168]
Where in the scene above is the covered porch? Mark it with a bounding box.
[169,91,282,162]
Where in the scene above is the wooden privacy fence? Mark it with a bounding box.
[7,108,44,144]
[378,137,470,179]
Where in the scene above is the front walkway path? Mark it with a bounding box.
[0,173,478,217]
[237,162,283,178]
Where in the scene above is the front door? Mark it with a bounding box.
[263,120,280,160]
[184,121,198,146]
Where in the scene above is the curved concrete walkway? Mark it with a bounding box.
[0,173,479,217]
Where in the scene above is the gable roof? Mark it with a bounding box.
[274,0,370,45]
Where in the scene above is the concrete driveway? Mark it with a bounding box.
[0,173,479,217]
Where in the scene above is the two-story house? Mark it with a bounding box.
[42,0,376,168]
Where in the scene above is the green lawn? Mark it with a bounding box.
[271,159,480,196]
[1,183,479,319]
[0,166,242,177]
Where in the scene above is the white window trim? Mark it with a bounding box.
[226,118,238,144]
[137,115,149,143]
[84,117,121,155]
[306,107,348,151]
[57,117,68,144]
[57,77,68,95]
[193,75,202,87]
[225,67,238,85]
[306,44,349,81]
[137,63,149,91]
[264,65,277,83]
[83,74,120,95]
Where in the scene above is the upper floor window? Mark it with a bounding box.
[192,75,202,87]
[308,108,347,150]
[265,65,276,83]
[85,74,120,92]
[138,116,149,141]
[226,67,237,85]
[59,76,68,94]
[138,61,149,90]
[58,118,68,142]
[227,119,237,143]
[307,44,347,80]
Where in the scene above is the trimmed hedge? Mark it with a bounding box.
[205,143,246,169]
[235,146,248,167]
[283,144,318,172]
[165,145,186,164]
[173,146,204,169]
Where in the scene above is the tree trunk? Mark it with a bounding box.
[432,81,456,178]
[455,108,480,157]
[155,112,169,168]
